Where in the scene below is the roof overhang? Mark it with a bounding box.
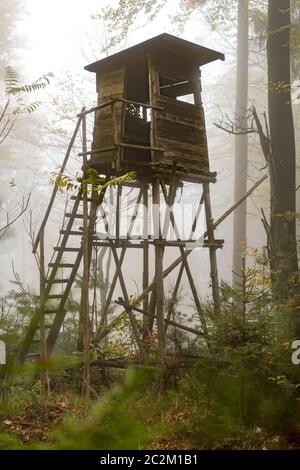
[85,33,225,73]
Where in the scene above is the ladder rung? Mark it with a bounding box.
[71,195,94,202]
[25,353,40,359]
[54,247,81,252]
[48,263,75,268]
[44,309,66,315]
[47,279,70,284]
[47,294,64,300]
[60,230,83,236]
[33,325,52,334]
[78,227,98,236]
[66,213,85,219]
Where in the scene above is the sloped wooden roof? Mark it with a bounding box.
[85,33,225,73]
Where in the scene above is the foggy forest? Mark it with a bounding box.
[1,0,300,458]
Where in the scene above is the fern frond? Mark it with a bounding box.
[12,101,41,115]
[4,66,20,90]
[49,170,136,195]
[5,72,54,96]
[105,172,136,188]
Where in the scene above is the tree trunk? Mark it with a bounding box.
[232,0,249,285]
[267,0,298,304]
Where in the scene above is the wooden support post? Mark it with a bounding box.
[39,228,49,395]
[159,180,209,342]
[97,189,143,329]
[142,183,149,319]
[165,262,184,331]
[146,290,156,334]
[97,187,145,357]
[193,70,220,315]
[165,191,204,331]
[115,299,204,337]
[143,170,262,326]
[153,178,165,358]
[111,101,121,170]
[116,185,122,241]
[109,245,146,358]
[203,182,221,316]
[81,111,91,398]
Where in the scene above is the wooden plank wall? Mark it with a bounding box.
[92,67,125,166]
[154,94,210,171]
[151,53,210,172]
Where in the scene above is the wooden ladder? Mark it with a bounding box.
[19,190,88,362]
[18,107,101,363]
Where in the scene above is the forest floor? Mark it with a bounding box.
[0,378,298,450]
[0,393,88,446]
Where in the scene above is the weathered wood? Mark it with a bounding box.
[153,178,166,357]
[77,99,114,117]
[93,241,144,248]
[97,190,144,332]
[39,228,50,395]
[110,244,146,358]
[165,261,184,331]
[79,147,115,157]
[19,190,84,362]
[111,101,120,170]
[148,55,160,164]
[152,49,196,82]
[118,142,163,152]
[142,183,149,316]
[152,240,224,248]
[92,67,125,167]
[160,180,209,343]
[160,80,194,99]
[115,299,204,337]
[90,359,158,370]
[116,97,163,111]
[81,112,91,397]
[130,173,268,328]
[48,263,75,268]
[54,247,81,252]
[97,187,145,355]
[203,182,220,315]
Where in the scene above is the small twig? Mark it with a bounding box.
[0,192,31,237]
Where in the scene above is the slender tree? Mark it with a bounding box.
[267,0,298,301]
[232,0,249,285]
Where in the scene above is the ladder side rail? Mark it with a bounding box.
[33,113,83,254]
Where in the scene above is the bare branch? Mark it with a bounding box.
[252,106,271,164]
[0,192,31,237]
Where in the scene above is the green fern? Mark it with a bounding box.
[105,172,136,188]
[50,170,136,194]
[13,101,41,115]
[4,67,54,96]
[4,66,19,89]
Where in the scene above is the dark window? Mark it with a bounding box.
[159,74,195,105]
[123,59,151,162]
[125,59,149,103]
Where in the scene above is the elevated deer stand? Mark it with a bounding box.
[19,34,225,364]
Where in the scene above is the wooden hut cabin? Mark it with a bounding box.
[85,33,224,183]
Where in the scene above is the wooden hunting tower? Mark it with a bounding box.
[19,35,225,366]
[85,33,224,181]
